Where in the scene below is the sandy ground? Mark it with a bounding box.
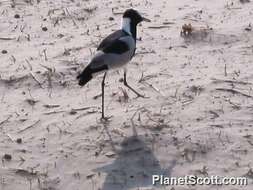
[1,0,253,189]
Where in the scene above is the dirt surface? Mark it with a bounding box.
[0,0,253,190]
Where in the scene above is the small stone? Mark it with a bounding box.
[3,154,12,161]
[14,14,20,19]
[69,109,77,115]
[42,26,48,31]
[109,17,114,21]
[16,138,22,144]
[1,50,8,54]
[57,33,64,38]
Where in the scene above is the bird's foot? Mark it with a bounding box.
[100,115,113,123]
[135,93,149,99]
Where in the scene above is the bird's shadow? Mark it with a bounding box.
[94,134,176,190]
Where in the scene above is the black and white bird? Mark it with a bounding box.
[77,9,150,119]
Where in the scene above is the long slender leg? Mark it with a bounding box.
[101,72,107,119]
[123,70,145,98]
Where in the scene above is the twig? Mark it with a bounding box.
[247,140,253,146]
[215,88,253,98]
[6,134,15,142]
[43,104,60,108]
[0,37,15,40]
[30,72,43,88]
[112,9,123,15]
[136,50,155,55]
[227,99,241,109]
[71,106,98,112]
[43,110,65,115]
[211,78,252,85]
[0,115,12,127]
[93,93,102,100]
[75,110,98,120]
[42,49,48,61]
[18,120,40,133]
[25,59,32,70]
[209,111,219,119]
[142,81,164,96]
[148,25,171,29]
[44,106,98,115]
[65,8,77,26]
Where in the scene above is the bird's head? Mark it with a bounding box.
[121,9,150,36]
[123,9,150,25]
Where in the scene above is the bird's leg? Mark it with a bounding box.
[101,72,107,119]
[123,70,145,98]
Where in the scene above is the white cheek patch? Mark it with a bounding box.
[121,18,131,35]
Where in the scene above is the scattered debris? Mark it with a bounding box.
[0,115,12,127]
[25,98,38,106]
[15,168,38,177]
[109,17,114,21]
[0,37,15,40]
[18,120,41,133]
[43,104,60,109]
[3,154,12,161]
[245,23,252,31]
[86,173,95,179]
[42,26,48,31]
[14,14,20,19]
[215,88,253,98]
[1,50,8,54]
[211,78,253,85]
[148,25,170,29]
[181,23,193,36]
[16,138,22,144]
[240,0,250,4]
[244,168,253,179]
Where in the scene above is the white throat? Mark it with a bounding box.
[121,18,132,35]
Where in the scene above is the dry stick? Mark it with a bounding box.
[43,110,65,115]
[247,140,253,146]
[148,25,171,29]
[6,134,15,142]
[227,99,241,109]
[224,64,227,76]
[215,88,253,98]
[43,107,97,115]
[142,81,163,96]
[75,110,98,120]
[43,104,60,108]
[136,50,155,55]
[42,49,48,61]
[112,9,123,15]
[30,72,43,88]
[18,120,40,133]
[211,78,252,85]
[1,91,5,102]
[65,8,77,26]
[71,106,98,112]
[26,59,33,71]
[0,115,12,127]
[0,37,15,40]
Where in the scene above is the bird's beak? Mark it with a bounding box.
[142,17,151,22]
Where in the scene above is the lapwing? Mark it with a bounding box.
[77,9,150,119]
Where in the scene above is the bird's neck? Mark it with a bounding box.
[121,18,137,41]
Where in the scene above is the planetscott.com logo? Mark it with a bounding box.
[152,175,248,186]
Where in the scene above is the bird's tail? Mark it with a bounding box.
[77,67,93,86]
